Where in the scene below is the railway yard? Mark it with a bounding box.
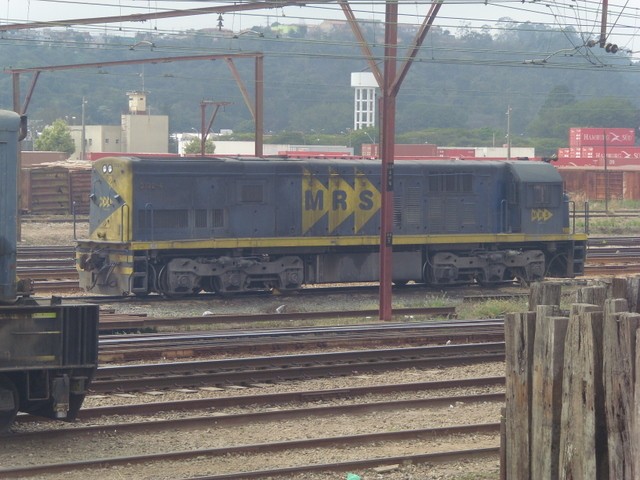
[2,218,637,479]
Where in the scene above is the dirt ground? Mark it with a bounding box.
[19,219,86,246]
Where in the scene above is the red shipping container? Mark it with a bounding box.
[395,144,438,157]
[554,156,601,167]
[361,143,377,157]
[569,147,583,158]
[361,143,439,159]
[578,146,640,161]
[557,148,571,159]
[436,148,476,158]
[569,127,635,147]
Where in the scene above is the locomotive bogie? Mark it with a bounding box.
[77,156,587,296]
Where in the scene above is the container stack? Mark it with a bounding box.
[556,127,638,167]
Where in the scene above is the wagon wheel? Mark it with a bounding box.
[0,375,19,432]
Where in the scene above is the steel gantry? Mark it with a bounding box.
[1,1,447,320]
[5,52,265,156]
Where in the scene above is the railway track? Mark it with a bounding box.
[98,306,458,331]
[17,236,640,294]
[4,373,504,478]
[2,423,499,479]
[97,318,503,362]
[92,342,505,393]
[20,375,506,423]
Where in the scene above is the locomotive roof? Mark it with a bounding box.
[95,155,561,178]
[508,160,562,183]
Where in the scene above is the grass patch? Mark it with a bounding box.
[456,297,529,320]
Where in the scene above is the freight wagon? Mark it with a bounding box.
[0,110,98,431]
[76,156,587,297]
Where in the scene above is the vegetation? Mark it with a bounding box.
[2,22,638,154]
[571,200,640,235]
[34,119,75,155]
[456,298,529,320]
[183,136,215,154]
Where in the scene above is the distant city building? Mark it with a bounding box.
[69,125,121,159]
[68,91,168,159]
[351,72,377,130]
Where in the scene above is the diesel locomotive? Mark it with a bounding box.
[76,156,587,297]
[0,110,99,431]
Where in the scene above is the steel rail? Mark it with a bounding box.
[14,376,506,424]
[10,392,505,439]
[0,424,500,478]
[184,447,500,480]
[97,321,504,362]
[98,306,458,331]
[99,319,501,343]
[73,376,505,421]
[92,343,505,393]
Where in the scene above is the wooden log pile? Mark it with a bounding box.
[504,279,640,480]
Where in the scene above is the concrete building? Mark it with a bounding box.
[69,125,122,159]
[121,91,169,154]
[351,72,377,130]
[68,91,168,159]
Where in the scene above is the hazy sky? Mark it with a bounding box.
[0,1,636,55]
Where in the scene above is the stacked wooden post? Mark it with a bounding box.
[504,279,640,480]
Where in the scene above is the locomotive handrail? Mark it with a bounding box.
[568,200,576,234]
[499,199,507,233]
[145,203,154,242]
[120,203,129,242]
[584,201,590,235]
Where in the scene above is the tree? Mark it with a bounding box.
[34,119,75,156]
[528,96,639,139]
[183,136,215,155]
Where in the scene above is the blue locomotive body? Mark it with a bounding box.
[77,156,587,297]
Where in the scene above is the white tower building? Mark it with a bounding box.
[351,72,377,130]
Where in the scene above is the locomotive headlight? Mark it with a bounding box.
[107,164,113,173]
[102,165,108,173]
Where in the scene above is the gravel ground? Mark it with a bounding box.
[6,221,507,479]
[5,364,504,480]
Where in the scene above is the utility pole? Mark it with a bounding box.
[506,105,511,161]
[339,0,441,320]
[81,96,86,160]
[378,0,398,321]
[200,100,231,156]
[603,129,609,213]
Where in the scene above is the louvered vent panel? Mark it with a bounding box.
[428,198,443,231]
[405,186,422,226]
[445,199,459,232]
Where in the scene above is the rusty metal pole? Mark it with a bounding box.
[379,0,398,321]
[255,55,264,157]
[599,0,608,47]
[200,101,206,156]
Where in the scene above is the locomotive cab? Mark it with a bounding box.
[504,162,565,235]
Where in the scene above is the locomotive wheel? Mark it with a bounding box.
[0,375,19,432]
[156,264,201,297]
[156,264,171,296]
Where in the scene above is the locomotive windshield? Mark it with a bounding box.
[527,184,561,208]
